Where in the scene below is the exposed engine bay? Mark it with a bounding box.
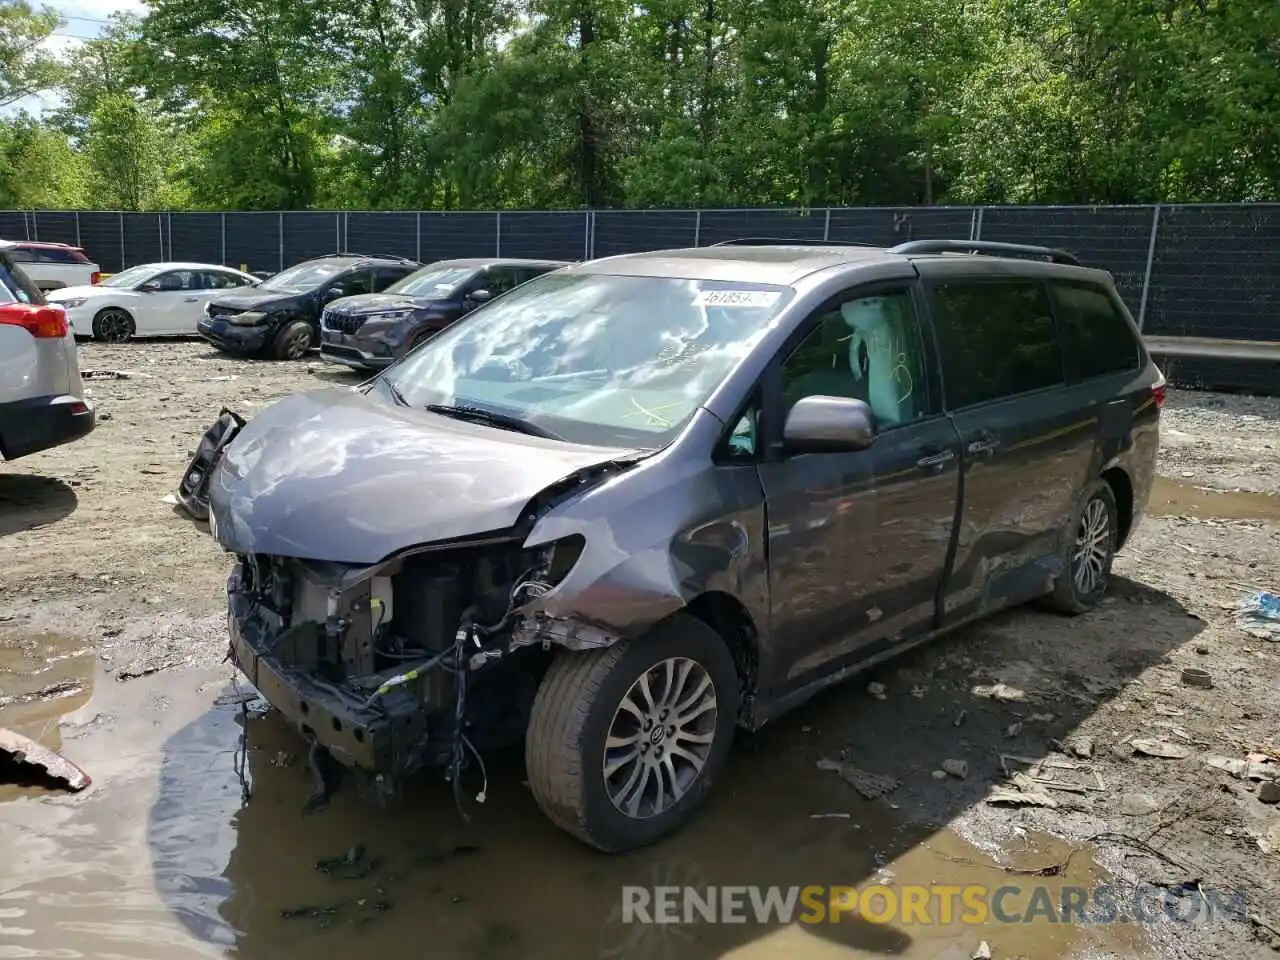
[227,532,590,807]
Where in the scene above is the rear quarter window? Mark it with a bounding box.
[929,279,1064,409]
[1049,282,1142,381]
[0,256,46,304]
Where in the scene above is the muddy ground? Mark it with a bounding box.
[1,340,1279,960]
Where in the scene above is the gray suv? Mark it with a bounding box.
[197,238,1163,852]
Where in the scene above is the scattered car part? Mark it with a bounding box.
[175,407,245,521]
[0,727,91,791]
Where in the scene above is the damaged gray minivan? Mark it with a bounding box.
[199,238,1163,853]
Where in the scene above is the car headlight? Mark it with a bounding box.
[369,310,413,323]
[59,297,87,309]
[228,311,269,326]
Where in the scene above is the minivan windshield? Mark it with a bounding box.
[261,259,354,293]
[382,271,794,448]
[387,265,477,298]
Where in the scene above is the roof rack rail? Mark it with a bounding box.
[709,237,877,248]
[888,239,1080,266]
[321,251,418,264]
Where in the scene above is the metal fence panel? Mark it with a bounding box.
[1143,204,1280,393]
[122,213,163,270]
[281,211,339,266]
[697,208,826,246]
[417,213,498,262]
[498,211,588,261]
[1144,205,1280,341]
[223,212,280,273]
[592,210,698,257]
[77,212,122,272]
[0,210,27,240]
[346,212,418,262]
[827,206,975,246]
[169,212,222,265]
[979,205,1155,312]
[0,204,1276,392]
[32,211,79,246]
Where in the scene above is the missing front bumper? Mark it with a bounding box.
[228,613,445,776]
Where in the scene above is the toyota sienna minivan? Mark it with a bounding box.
[191,238,1163,853]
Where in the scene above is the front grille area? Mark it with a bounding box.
[322,310,367,335]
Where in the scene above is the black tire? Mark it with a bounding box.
[525,613,738,853]
[1043,478,1119,615]
[272,320,313,361]
[91,308,135,343]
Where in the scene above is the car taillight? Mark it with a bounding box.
[0,303,68,338]
[90,272,104,285]
[1151,369,1167,409]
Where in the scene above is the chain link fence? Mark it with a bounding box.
[1,204,1276,391]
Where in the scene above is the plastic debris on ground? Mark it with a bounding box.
[0,728,91,791]
[1237,591,1280,641]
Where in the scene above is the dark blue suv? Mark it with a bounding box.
[319,258,569,370]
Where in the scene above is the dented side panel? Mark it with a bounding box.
[515,408,771,655]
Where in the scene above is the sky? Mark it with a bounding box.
[8,0,146,116]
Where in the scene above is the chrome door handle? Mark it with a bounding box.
[183,297,199,302]
[916,450,955,472]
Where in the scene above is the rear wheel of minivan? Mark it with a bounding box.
[1045,478,1119,614]
[525,614,738,853]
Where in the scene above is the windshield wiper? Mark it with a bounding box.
[381,378,409,406]
[425,403,565,441]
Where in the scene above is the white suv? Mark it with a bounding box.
[0,242,95,461]
[5,241,103,293]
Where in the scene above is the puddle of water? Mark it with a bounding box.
[0,630,96,763]
[0,664,1162,960]
[1148,476,1280,521]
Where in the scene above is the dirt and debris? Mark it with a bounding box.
[0,727,91,791]
[816,757,901,799]
[1,344,1279,958]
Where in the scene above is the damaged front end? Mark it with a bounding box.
[226,531,589,799]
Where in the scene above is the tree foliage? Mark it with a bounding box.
[0,0,1276,209]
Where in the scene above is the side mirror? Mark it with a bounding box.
[139,280,161,293]
[467,289,492,304]
[323,286,345,302]
[782,396,875,452]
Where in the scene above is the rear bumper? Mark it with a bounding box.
[198,316,273,354]
[0,394,95,460]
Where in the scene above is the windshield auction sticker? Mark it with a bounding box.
[694,290,782,308]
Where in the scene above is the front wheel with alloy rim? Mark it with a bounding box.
[1044,478,1119,615]
[272,320,313,360]
[525,614,739,853]
[92,307,135,343]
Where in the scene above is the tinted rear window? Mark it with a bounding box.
[1049,282,1141,381]
[13,245,90,264]
[930,279,1064,408]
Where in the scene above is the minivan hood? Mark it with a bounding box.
[207,388,638,565]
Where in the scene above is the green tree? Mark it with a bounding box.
[0,0,62,108]
[81,93,166,209]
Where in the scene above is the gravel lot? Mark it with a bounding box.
[1,340,1278,960]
